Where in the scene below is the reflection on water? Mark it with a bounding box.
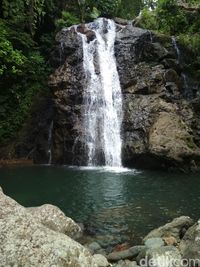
[0,165,200,246]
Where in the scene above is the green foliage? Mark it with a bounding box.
[90,7,101,19]
[117,0,143,19]
[0,0,51,144]
[140,0,200,45]
[2,0,46,35]
[140,0,200,79]
[140,0,200,35]
[0,84,46,143]
[0,20,26,76]
[178,34,200,55]
[156,0,189,34]
[139,8,158,30]
[95,0,121,17]
[0,49,50,143]
[55,11,80,29]
[73,0,121,22]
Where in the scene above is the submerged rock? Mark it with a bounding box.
[86,242,104,255]
[92,254,109,267]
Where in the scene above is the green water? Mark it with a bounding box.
[0,165,200,247]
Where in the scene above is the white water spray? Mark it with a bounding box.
[78,18,123,167]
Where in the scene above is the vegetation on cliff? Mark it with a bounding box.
[0,0,199,146]
[139,0,200,77]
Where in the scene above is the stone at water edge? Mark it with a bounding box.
[0,186,97,267]
[163,236,178,246]
[92,254,109,267]
[113,243,130,252]
[107,246,145,261]
[113,259,140,267]
[143,216,194,242]
[142,246,182,267]
[86,241,104,255]
[179,219,200,262]
[145,237,165,249]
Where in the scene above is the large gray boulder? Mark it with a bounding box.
[27,204,82,239]
[0,187,98,267]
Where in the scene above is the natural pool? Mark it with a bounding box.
[0,165,200,247]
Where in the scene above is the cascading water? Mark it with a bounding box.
[172,36,191,97]
[47,121,53,165]
[78,18,123,167]
[172,36,180,62]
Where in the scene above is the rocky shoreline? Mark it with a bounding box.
[0,159,33,168]
[0,187,199,267]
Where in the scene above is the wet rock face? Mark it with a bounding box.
[49,27,87,165]
[37,20,200,170]
[114,27,200,170]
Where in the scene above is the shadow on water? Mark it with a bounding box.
[0,165,200,246]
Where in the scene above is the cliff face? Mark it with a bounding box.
[114,25,200,170]
[12,19,200,171]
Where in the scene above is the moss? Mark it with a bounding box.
[185,136,198,150]
[153,32,172,47]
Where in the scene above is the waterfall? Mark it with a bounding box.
[172,36,180,62]
[172,36,191,97]
[78,18,122,167]
[148,30,153,43]
[47,121,53,165]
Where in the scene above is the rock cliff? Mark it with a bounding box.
[10,18,200,171]
[45,19,200,170]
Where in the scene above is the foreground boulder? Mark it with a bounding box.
[27,204,82,239]
[0,187,97,267]
[180,219,200,265]
[143,216,194,242]
[139,246,182,267]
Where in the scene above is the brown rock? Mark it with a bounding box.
[113,243,130,252]
[163,236,178,246]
